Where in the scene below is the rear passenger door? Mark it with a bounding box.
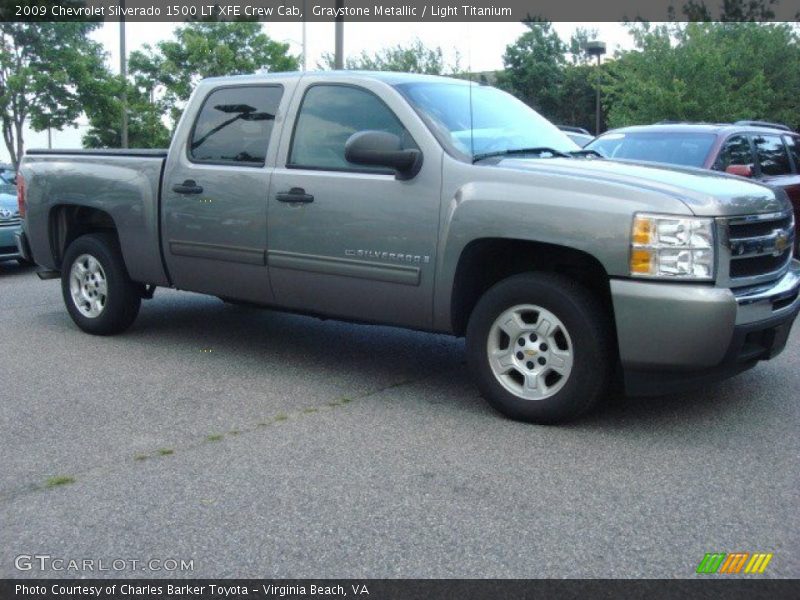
[162,84,285,303]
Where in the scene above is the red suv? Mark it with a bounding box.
[586,121,800,247]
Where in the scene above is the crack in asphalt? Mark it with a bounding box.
[0,367,453,504]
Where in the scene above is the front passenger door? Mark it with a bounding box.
[267,82,442,329]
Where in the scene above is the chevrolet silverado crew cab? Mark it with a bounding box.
[15,72,800,424]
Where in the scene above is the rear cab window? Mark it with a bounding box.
[189,85,283,166]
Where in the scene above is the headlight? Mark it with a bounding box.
[630,213,715,280]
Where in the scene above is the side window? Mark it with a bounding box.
[189,85,283,166]
[753,134,792,176]
[289,85,416,171]
[713,135,753,171]
[784,135,800,173]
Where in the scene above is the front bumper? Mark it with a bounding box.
[612,259,800,396]
[0,223,23,261]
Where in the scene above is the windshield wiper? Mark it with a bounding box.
[568,149,604,158]
[472,147,571,163]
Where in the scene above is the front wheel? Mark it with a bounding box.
[466,273,614,424]
[61,233,141,335]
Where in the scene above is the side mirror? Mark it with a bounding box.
[725,164,753,178]
[344,131,422,180]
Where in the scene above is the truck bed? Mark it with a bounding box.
[21,150,170,286]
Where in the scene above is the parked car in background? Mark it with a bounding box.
[586,121,800,249]
[0,172,25,264]
[558,126,593,147]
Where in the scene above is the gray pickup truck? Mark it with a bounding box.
[16,72,800,423]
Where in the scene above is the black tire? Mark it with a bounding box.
[466,272,614,424]
[61,232,141,335]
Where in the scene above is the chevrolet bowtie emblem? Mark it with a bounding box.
[525,349,537,356]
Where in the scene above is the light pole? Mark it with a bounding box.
[586,40,606,136]
[120,2,128,148]
[334,0,344,69]
[302,0,307,71]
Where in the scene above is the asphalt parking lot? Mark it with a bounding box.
[1,260,798,579]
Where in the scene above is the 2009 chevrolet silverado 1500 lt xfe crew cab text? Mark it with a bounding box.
[15,72,800,423]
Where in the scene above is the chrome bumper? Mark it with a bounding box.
[734,260,800,324]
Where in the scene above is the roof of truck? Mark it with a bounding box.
[201,70,473,86]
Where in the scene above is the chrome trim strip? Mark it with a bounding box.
[734,261,800,306]
[729,229,795,259]
[726,210,793,224]
[169,240,266,266]
[268,250,421,286]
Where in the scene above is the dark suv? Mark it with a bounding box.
[586,121,800,246]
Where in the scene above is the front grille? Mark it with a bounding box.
[730,252,791,278]
[0,244,17,254]
[0,217,21,227]
[724,211,794,287]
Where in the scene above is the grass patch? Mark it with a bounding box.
[257,421,271,427]
[206,434,224,442]
[134,453,149,461]
[45,475,75,488]
[229,429,240,435]
[274,412,288,421]
[157,448,174,456]
[302,407,318,414]
[327,400,342,407]
[340,397,352,404]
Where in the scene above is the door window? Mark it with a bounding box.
[753,134,792,176]
[289,84,416,172]
[784,135,800,173]
[713,135,753,171]
[189,85,283,166]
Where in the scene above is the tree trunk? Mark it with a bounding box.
[2,119,17,171]
[15,117,24,171]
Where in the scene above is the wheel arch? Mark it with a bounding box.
[450,237,616,340]
[48,204,120,269]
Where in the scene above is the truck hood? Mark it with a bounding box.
[496,157,788,217]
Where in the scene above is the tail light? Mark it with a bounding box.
[17,173,25,218]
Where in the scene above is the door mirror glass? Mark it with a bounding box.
[725,164,753,178]
[345,130,422,180]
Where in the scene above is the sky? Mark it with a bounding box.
[2,21,634,162]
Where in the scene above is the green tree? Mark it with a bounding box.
[128,22,298,128]
[603,22,800,130]
[319,39,450,74]
[82,78,171,149]
[497,22,567,120]
[0,22,105,169]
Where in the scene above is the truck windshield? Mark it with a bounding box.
[585,131,717,168]
[395,82,578,161]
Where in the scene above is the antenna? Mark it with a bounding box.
[467,23,474,159]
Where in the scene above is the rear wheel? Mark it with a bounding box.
[466,272,613,424]
[61,233,141,335]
